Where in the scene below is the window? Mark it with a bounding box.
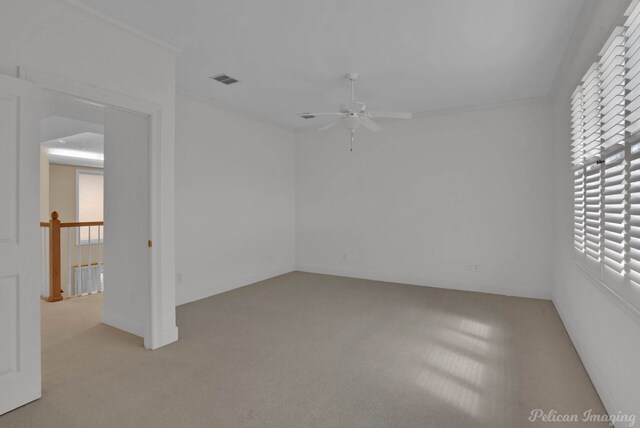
[77,169,104,244]
[571,2,640,311]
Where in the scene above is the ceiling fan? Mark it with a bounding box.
[298,72,412,150]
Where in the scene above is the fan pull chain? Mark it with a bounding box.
[350,130,354,151]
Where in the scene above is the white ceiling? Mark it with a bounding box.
[42,132,104,168]
[79,0,585,128]
[41,116,104,143]
[41,92,105,168]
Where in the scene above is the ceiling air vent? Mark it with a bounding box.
[210,74,239,85]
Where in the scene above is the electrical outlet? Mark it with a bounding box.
[466,264,479,272]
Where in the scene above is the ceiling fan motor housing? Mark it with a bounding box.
[340,101,366,114]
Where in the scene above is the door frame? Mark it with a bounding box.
[20,66,168,349]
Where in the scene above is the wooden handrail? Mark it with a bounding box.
[40,221,104,228]
[60,221,104,228]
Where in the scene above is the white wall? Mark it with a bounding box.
[0,0,178,347]
[549,0,640,418]
[175,93,295,305]
[296,98,554,299]
[39,148,49,222]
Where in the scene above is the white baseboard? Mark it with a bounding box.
[102,311,144,337]
[295,265,552,300]
[176,265,296,306]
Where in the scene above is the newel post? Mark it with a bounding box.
[47,211,63,302]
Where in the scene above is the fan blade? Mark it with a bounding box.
[298,112,344,117]
[317,120,340,131]
[368,111,412,119]
[362,117,383,132]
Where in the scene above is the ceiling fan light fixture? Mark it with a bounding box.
[344,115,362,131]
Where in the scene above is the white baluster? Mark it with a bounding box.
[98,225,103,291]
[44,228,49,298]
[89,226,93,293]
[78,226,81,296]
[41,228,46,297]
[67,228,71,296]
[89,226,92,265]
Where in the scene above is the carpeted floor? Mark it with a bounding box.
[0,272,607,427]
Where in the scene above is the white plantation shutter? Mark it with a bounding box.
[602,149,626,275]
[580,63,603,264]
[574,168,586,252]
[584,161,603,261]
[571,87,584,167]
[627,143,640,285]
[581,64,602,161]
[626,3,640,136]
[569,3,640,311]
[599,29,626,151]
[571,86,585,251]
[627,5,640,291]
[600,29,627,277]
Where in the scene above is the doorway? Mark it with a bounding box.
[0,70,175,415]
[39,90,151,343]
[40,92,105,303]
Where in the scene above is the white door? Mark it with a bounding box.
[0,75,42,414]
[103,108,150,344]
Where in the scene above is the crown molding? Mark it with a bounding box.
[176,89,293,132]
[58,0,182,55]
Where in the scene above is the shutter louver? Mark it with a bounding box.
[581,63,602,162]
[584,161,603,261]
[580,62,603,263]
[600,29,627,275]
[571,85,586,252]
[627,6,640,287]
[626,2,640,136]
[602,150,626,274]
[627,144,640,285]
[571,86,584,167]
[599,29,626,151]
[574,168,586,252]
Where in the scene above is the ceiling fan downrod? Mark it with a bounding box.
[348,72,358,102]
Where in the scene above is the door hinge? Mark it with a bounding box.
[148,240,152,248]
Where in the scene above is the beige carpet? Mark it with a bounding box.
[0,272,607,427]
